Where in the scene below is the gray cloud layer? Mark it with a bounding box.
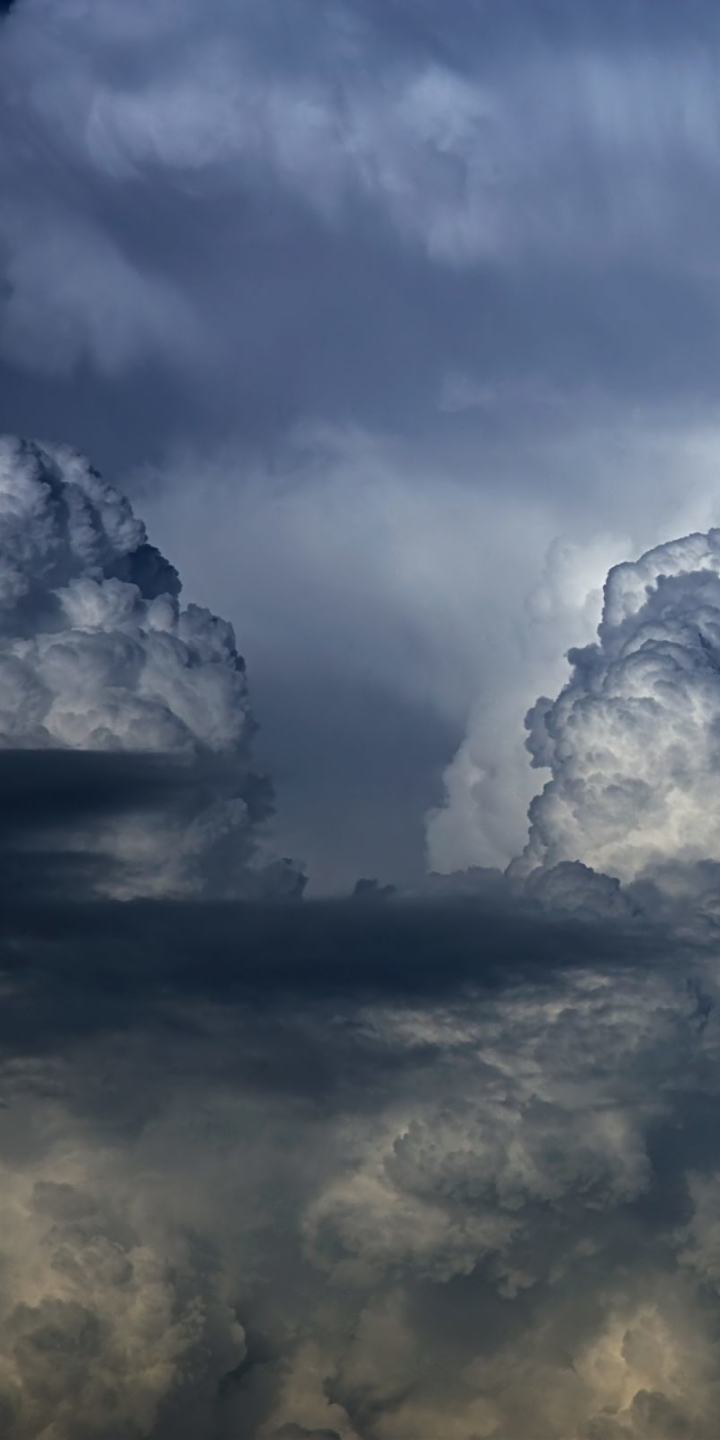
[0,859,713,1439]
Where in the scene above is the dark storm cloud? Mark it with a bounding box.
[0,749,217,833]
[1,434,719,1432]
[0,888,662,1049]
[0,851,714,1437]
[0,748,280,905]
[0,743,714,1438]
[0,748,661,1063]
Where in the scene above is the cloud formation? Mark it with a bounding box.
[0,1144,246,1440]
[0,721,703,1438]
[0,441,716,1435]
[515,526,720,884]
[0,437,300,897]
[5,0,720,887]
[0,873,712,1439]
[4,1,720,1428]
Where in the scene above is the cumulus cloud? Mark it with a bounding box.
[512,526,720,885]
[425,527,637,875]
[0,436,300,897]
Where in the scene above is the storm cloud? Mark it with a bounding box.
[0,849,713,1439]
[3,0,720,1435]
[0,440,714,1437]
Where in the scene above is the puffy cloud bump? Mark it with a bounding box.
[517,526,720,883]
[0,436,300,897]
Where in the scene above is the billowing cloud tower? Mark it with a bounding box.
[516,526,720,883]
[0,436,301,898]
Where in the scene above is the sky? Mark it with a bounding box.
[7,0,720,887]
[5,1,720,1437]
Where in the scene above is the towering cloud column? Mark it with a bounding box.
[0,436,301,897]
[516,527,720,882]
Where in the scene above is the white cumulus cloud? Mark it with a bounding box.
[0,436,301,897]
[515,526,720,883]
